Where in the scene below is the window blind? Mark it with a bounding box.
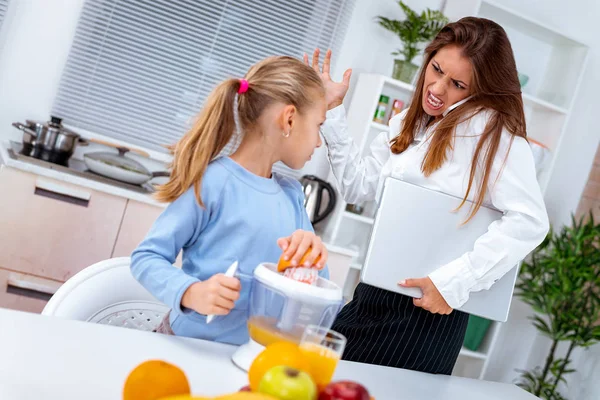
[0,0,9,31]
[52,0,356,177]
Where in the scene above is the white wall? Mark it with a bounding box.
[0,0,85,144]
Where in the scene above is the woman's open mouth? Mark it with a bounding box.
[426,91,444,110]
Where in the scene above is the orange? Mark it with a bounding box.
[248,342,311,392]
[277,247,321,272]
[123,359,190,400]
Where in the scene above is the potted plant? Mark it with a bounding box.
[376,1,448,83]
[515,212,600,399]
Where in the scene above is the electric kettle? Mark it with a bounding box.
[300,175,337,225]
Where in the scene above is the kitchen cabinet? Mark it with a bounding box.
[112,200,182,266]
[0,267,61,313]
[0,167,127,282]
[0,165,354,315]
[112,200,163,258]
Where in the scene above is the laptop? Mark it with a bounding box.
[360,177,519,322]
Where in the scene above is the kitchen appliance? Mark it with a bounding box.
[12,116,84,166]
[360,177,518,322]
[300,175,337,224]
[83,146,169,185]
[231,262,343,371]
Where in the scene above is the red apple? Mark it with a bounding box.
[239,385,251,392]
[319,380,370,400]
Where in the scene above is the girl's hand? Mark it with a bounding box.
[399,277,453,315]
[181,274,241,316]
[303,48,352,110]
[277,229,328,270]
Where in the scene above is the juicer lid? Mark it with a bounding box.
[253,263,343,302]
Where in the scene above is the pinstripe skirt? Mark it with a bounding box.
[331,283,469,375]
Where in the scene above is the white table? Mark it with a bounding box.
[0,308,536,399]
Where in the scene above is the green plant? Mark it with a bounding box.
[515,212,600,399]
[376,1,448,65]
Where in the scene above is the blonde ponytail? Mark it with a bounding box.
[155,56,324,206]
[155,79,239,205]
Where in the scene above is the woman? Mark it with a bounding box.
[306,17,550,374]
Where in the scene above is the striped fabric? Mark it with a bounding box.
[0,0,9,31]
[332,283,469,375]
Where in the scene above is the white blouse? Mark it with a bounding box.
[321,104,550,309]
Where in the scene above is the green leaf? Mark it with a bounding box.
[531,315,552,336]
[374,1,448,62]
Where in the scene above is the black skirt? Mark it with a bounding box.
[332,283,469,375]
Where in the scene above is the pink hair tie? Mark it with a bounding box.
[238,79,249,94]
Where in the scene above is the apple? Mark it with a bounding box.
[319,380,370,400]
[258,365,317,400]
[239,385,251,392]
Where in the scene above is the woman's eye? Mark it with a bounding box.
[454,81,465,90]
[433,64,441,73]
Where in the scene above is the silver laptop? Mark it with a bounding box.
[360,177,518,322]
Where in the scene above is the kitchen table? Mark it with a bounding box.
[0,308,536,400]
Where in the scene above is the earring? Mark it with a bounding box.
[282,130,291,138]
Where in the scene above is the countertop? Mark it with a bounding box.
[0,140,166,207]
[0,308,537,400]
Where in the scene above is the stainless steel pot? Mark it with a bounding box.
[12,116,85,165]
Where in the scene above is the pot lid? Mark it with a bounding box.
[84,149,150,176]
[25,116,81,138]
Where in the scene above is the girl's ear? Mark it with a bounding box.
[280,104,297,134]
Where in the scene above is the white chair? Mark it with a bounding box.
[42,257,170,331]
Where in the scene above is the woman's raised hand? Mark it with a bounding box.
[304,48,352,110]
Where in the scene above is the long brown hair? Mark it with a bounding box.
[391,17,526,221]
[155,56,324,205]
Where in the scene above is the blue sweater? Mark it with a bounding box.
[131,157,328,345]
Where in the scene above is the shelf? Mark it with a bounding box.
[480,0,584,46]
[349,262,363,271]
[370,121,389,132]
[343,211,374,225]
[522,93,568,114]
[459,347,488,360]
[381,76,416,93]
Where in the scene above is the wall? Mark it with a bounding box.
[577,144,600,220]
[0,0,85,144]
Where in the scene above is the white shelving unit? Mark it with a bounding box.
[321,0,588,381]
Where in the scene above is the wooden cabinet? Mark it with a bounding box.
[0,168,127,282]
[112,200,182,266]
[0,267,61,314]
[112,200,163,258]
[0,166,351,316]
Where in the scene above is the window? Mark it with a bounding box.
[52,0,356,174]
[0,0,9,31]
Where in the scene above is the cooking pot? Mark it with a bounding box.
[84,145,169,185]
[12,116,84,165]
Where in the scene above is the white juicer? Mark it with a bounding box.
[231,262,343,371]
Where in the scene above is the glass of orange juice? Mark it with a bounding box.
[299,325,346,390]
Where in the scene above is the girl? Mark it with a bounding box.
[307,17,549,374]
[131,56,330,345]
